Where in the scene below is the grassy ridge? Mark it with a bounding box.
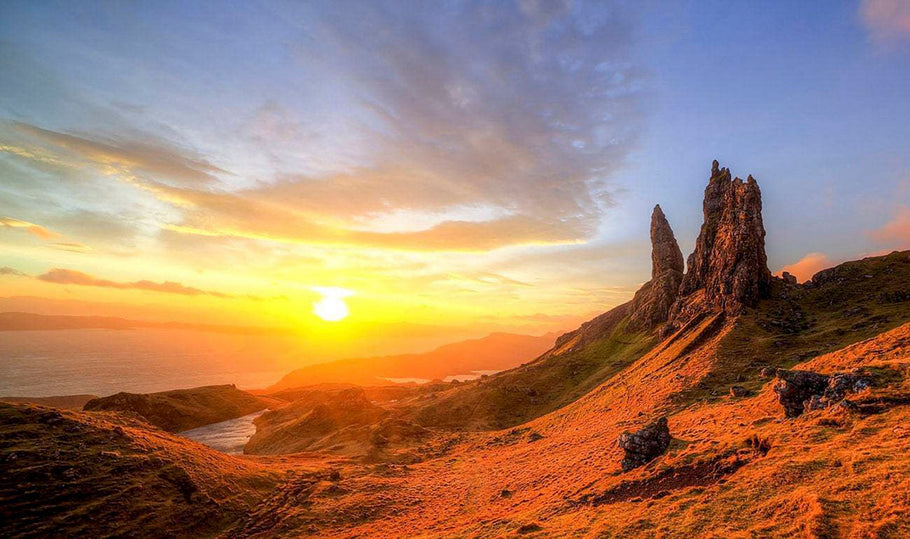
[412,318,656,430]
[677,250,910,404]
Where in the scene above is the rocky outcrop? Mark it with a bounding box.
[766,368,871,418]
[629,206,684,330]
[618,416,671,471]
[668,161,771,328]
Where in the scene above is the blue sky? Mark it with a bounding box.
[1,0,909,337]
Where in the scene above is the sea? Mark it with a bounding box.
[0,328,313,398]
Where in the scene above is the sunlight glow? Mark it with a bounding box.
[312,287,354,322]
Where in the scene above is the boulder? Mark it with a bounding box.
[729,386,750,398]
[771,368,871,417]
[781,271,798,285]
[618,416,671,471]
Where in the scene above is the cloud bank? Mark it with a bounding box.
[0,1,643,252]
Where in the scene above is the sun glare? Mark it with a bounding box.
[312,286,354,322]
[314,297,349,322]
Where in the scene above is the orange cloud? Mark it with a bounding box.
[164,209,588,252]
[51,242,93,253]
[862,0,910,40]
[869,205,910,249]
[37,268,233,298]
[0,216,61,240]
[779,252,832,283]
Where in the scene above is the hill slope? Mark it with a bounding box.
[83,384,267,432]
[0,403,279,538]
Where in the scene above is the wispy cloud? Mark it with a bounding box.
[869,204,910,248]
[37,268,233,298]
[1,216,91,252]
[0,216,61,240]
[0,266,27,277]
[3,122,226,187]
[861,0,910,41]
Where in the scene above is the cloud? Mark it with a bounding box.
[1,121,226,187]
[861,0,910,41]
[51,242,93,253]
[1,216,91,252]
[779,252,832,283]
[154,2,642,251]
[37,268,234,298]
[164,206,590,251]
[0,266,27,276]
[0,216,61,240]
[0,3,643,253]
[869,205,910,248]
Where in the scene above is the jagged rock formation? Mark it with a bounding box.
[767,368,871,418]
[668,161,771,328]
[628,206,684,330]
[617,416,671,471]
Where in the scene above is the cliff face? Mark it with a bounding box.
[668,161,771,327]
[628,205,684,330]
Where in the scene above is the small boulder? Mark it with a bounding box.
[771,368,871,417]
[729,386,751,398]
[772,369,830,418]
[781,271,798,285]
[618,416,671,471]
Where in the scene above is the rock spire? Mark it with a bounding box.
[668,160,771,326]
[628,205,684,330]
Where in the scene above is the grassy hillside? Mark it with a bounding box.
[0,403,278,538]
[83,384,267,432]
[675,250,910,405]
[411,314,656,430]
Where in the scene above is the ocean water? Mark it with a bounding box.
[180,410,264,454]
[0,328,312,397]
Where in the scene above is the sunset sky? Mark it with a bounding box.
[2,1,910,353]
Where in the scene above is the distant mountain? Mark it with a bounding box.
[268,332,558,390]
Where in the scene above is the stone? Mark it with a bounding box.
[618,416,671,471]
[628,205,684,330]
[781,272,798,285]
[669,161,771,325]
[729,386,750,398]
[772,369,830,418]
[771,368,871,418]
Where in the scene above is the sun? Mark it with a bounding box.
[311,286,354,322]
[313,297,349,322]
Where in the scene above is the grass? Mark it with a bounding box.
[673,250,910,405]
[413,318,657,431]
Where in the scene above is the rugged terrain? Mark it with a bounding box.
[83,384,268,432]
[3,161,910,538]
